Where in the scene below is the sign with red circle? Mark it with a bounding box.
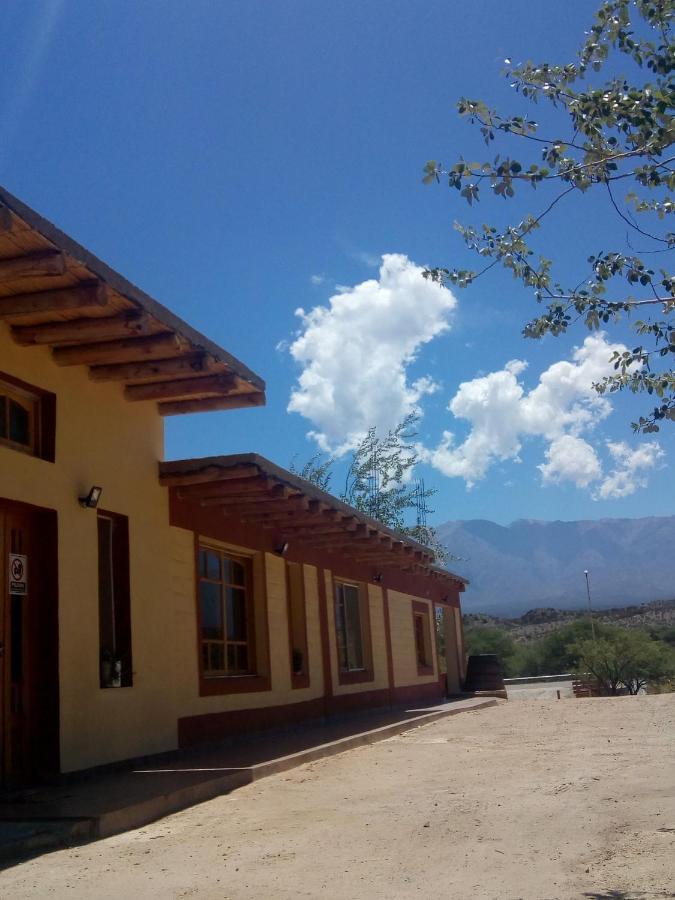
[9,554,27,595]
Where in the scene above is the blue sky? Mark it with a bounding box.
[2,0,672,525]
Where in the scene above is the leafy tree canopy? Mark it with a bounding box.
[291,414,448,562]
[574,624,675,693]
[425,0,674,433]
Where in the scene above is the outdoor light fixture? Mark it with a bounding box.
[79,486,103,509]
[373,572,383,583]
[275,541,289,556]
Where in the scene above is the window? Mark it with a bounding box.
[0,373,55,461]
[97,511,132,688]
[334,580,373,684]
[335,582,363,671]
[412,601,434,675]
[198,546,254,676]
[287,562,309,688]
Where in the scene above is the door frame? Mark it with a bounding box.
[0,497,59,785]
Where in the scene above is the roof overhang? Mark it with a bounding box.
[160,453,468,588]
[0,186,265,414]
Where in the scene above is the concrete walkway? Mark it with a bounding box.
[0,696,496,864]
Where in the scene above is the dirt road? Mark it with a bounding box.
[2,695,673,899]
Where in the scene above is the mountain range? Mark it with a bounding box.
[435,516,675,617]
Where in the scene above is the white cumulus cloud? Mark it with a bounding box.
[287,254,457,454]
[593,440,665,499]
[424,334,625,487]
[538,435,602,488]
[422,332,669,497]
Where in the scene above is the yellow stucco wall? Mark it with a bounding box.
[0,324,450,774]
[324,571,389,695]
[0,330,327,772]
[0,326,177,771]
[388,590,438,688]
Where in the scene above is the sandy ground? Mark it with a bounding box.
[1,695,673,900]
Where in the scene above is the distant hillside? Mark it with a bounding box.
[437,516,675,616]
[465,598,675,642]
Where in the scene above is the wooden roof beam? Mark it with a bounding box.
[158,391,265,416]
[180,477,273,501]
[239,499,314,523]
[201,486,290,508]
[177,474,269,500]
[0,283,108,318]
[124,373,237,402]
[275,519,358,535]
[90,353,218,384]
[12,311,154,346]
[0,250,66,283]
[53,332,187,366]
[238,499,323,520]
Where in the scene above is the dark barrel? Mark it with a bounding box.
[464,654,505,692]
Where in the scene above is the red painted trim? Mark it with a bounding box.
[194,536,272,696]
[177,680,445,748]
[316,567,333,704]
[337,668,374,685]
[167,495,462,608]
[391,681,444,706]
[381,588,395,706]
[411,600,435,677]
[287,562,310,690]
[0,369,56,463]
[178,697,325,747]
[325,688,390,715]
[333,579,375,687]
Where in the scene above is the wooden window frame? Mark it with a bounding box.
[97,510,133,688]
[0,371,55,462]
[195,537,270,696]
[412,600,434,676]
[334,579,374,686]
[286,562,310,690]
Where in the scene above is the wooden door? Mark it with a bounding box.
[0,500,59,785]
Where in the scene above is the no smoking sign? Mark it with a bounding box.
[9,554,27,595]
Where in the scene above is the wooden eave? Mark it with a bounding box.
[159,453,468,587]
[0,187,265,414]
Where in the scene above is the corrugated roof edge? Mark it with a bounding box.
[0,185,265,392]
[159,452,469,586]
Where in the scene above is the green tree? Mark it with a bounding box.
[289,451,334,492]
[463,625,521,676]
[291,414,448,562]
[574,625,675,693]
[525,619,601,675]
[425,1,674,433]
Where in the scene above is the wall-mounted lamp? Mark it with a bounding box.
[372,572,383,583]
[79,486,103,509]
[275,541,289,556]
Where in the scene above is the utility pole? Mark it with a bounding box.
[584,569,596,641]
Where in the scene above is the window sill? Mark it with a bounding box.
[337,668,374,686]
[199,673,271,696]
